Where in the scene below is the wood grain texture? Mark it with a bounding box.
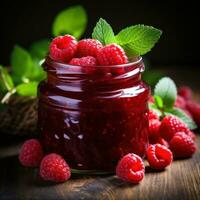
[0,136,200,200]
[0,69,200,200]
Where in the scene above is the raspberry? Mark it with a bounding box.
[187,130,196,141]
[40,153,71,182]
[178,86,193,100]
[69,56,97,66]
[149,109,159,120]
[19,139,43,167]
[116,153,145,184]
[147,144,173,170]
[148,119,161,143]
[160,115,190,141]
[97,44,128,65]
[174,95,186,109]
[186,100,200,127]
[76,39,103,57]
[49,35,77,62]
[169,132,196,158]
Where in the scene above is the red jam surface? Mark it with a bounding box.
[38,56,150,171]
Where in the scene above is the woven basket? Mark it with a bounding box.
[0,96,38,136]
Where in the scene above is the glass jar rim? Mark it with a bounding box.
[44,56,143,71]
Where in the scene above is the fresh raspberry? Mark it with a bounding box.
[76,39,103,57]
[19,139,43,167]
[186,100,200,127]
[148,119,161,143]
[49,35,77,62]
[97,44,128,65]
[149,109,159,120]
[116,153,145,184]
[169,132,196,158]
[174,95,186,109]
[147,144,173,170]
[69,56,97,67]
[178,86,193,100]
[40,153,71,182]
[187,130,196,141]
[160,115,190,141]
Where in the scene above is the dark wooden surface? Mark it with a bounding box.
[0,69,200,200]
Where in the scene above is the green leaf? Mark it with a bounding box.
[16,82,38,97]
[154,77,177,109]
[0,65,14,91]
[52,5,87,39]
[154,95,163,109]
[115,25,162,56]
[30,39,50,60]
[92,18,116,45]
[165,108,197,130]
[11,45,34,83]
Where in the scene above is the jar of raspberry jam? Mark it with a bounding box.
[38,56,150,171]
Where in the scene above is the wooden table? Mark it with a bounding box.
[0,69,200,200]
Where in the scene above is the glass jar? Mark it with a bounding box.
[38,56,150,171]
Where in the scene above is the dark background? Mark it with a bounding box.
[0,0,199,67]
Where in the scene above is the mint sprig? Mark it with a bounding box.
[116,25,162,57]
[92,18,162,57]
[150,77,197,130]
[92,18,116,45]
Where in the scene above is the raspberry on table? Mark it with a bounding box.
[186,100,200,127]
[97,44,128,65]
[19,139,44,167]
[148,119,161,143]
[169,132,196,158]
[149,110,159,121]
[157,137,169,148]
[116,153,145,184]
[178,86,193,100]
[40,153,71,182]
[76,39,103,57]
[49,35,77,62]
[160,115,190,141]
[147,144,173,170]
[69,56,97,66]
[187,130,196,141]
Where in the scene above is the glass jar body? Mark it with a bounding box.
[38,57,150,171]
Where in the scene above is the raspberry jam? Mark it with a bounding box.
[38,56,150,171]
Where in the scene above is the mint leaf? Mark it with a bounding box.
[30,39,50,60]
[115,25,162,56]
[165,108,197,130]
[16,82,38,97]
[11,45,34,83]
[154,95,163,109]
[52,5,87,39]
[92,18,116,45]
[0,65,14,91]
[154,77,177,109]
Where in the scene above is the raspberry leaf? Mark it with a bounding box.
[165,108,197,130]
[11,45,34,84]
[154,77,177,109]
[52,5,87,39]
[16,82,38,97]
[149,103,162,117]
[92,18,116,45]
[116,25,162,56]
[0,66,14,92]
[154,95,163,109]
[30,39,50,60]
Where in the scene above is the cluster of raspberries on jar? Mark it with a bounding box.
[18,36,200,184]
[49,34,128,66]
